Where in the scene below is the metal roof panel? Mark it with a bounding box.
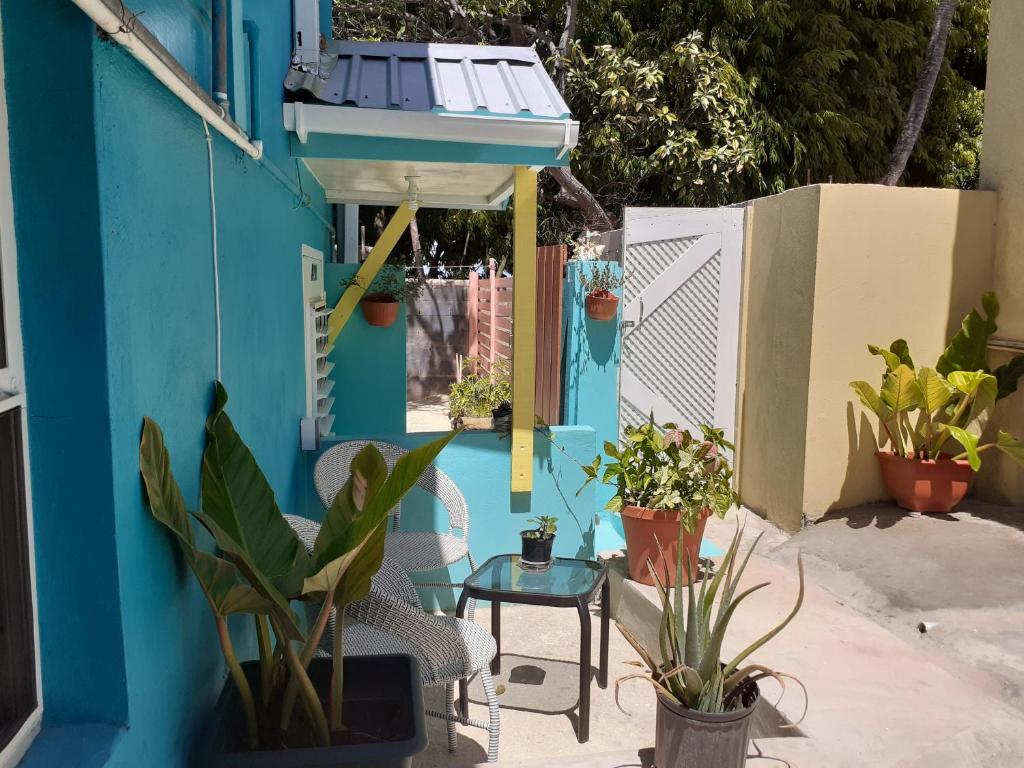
[285,40,571,119]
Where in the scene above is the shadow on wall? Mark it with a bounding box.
[833,404,884,513]
[407,279,468,403]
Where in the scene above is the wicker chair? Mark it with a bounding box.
[285,515,501,762]
[313,440,478,597]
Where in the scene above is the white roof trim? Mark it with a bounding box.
[284,102,579,150]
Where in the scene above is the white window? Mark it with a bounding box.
[301,245,334,439]
[0,21,42,766]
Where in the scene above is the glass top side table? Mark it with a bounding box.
[455,555,610,744]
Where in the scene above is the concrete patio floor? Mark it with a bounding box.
[412,500,1024,767]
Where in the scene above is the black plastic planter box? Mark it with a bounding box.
[201,654,427,768]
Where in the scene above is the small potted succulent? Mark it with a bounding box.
[578,261,626,321]
[340,266,422,328]
[448,358,511,430]
[850,293,1024,513]
[520,515,558,569]
[581,418,736,587]
[140,382,457,766]
[618,524,806,768]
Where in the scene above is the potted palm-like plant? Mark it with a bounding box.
[617,524,806,768]
[578,261,625,321]
[850,293,1024,513]
[581,419,736,587]
[139,382,457,766]
[520,515,558,569]
[340,266,421,328]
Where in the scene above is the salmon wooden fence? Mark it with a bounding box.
[467,245,567,424]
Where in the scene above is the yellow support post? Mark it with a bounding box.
[511,167,538,492]
[327,201,413,344]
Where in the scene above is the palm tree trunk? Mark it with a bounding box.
[880,0,958,186]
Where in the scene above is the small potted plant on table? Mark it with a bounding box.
[850,293,1024,513]
[578,261,625,321]
[581,418,737,586]
[618,525,806,768]
[520,515,558,569]
[340,266,421,328]
[139,382,457,766]
[448,358,511,430]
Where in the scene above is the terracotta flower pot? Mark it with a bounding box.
[876,451,974,514]
[621,506,708,586]
[360,292,399,327]
[585,290,619,321]
[654,683,760,768]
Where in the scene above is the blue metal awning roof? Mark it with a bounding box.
[283,41,579,210]
[285,41,571,119]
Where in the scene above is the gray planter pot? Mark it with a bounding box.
[654,683,760,768]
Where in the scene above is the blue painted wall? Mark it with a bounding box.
[325,263,407,435]
[3,1,331,766]
[306,427,598,610]
[562,261,625,550]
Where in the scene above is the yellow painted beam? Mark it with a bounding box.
[327,201,413,344]
[511,167,538,492]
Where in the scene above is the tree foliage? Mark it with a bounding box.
[335,0,989,265]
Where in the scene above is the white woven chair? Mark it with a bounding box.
[313,440,478,597]
[285,515,501,762]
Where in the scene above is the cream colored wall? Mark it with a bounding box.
[737,186,821,532]
[977,0,1024,504]
[737,185,997,531]
[803,186,997,517]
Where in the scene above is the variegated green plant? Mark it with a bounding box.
[616,523,806,717]
[140,382,458,750]
[850,340,1024,472]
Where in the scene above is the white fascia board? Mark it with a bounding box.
[284,102,580,151]
[326,189,508,210]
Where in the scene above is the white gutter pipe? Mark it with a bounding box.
[70,0,262,160]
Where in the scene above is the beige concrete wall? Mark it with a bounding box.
[804,186,997,517]
[737,186,821,531]
[737,185,997,531]
[978,0,1024,504]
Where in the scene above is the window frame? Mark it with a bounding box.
[0,15,43,767]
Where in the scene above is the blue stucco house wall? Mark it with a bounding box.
[2,1,332,765]
[0,2,622,765]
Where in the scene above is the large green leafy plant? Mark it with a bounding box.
[581,419,737,533]
[448,358,511,421]
[850,294,1024,471]
[140,382,457,749]
[617,523,805,715]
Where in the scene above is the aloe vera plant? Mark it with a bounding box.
[617,523,806,716]
[140,382,458,749]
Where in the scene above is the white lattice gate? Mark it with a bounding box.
[619,207,745,441]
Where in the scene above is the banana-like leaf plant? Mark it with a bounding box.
[140,381,458,751]
[616,522,806,718]
[850,346,1024,471]
[935,292,1024,399]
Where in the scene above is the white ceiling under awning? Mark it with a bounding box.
[307,157,517,210]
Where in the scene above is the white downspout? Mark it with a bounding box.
[70,0,263,160]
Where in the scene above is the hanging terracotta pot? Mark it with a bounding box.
[360,292,400,327]
[876,451,973,514]
[620,506,709,586]
[585,290,619,321]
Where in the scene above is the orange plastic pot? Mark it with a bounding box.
[621,506,708,586]
[361,292,399,327]
[876,451,974,514]
[586,290,619,321]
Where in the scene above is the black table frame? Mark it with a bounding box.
[455,555,610,743]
